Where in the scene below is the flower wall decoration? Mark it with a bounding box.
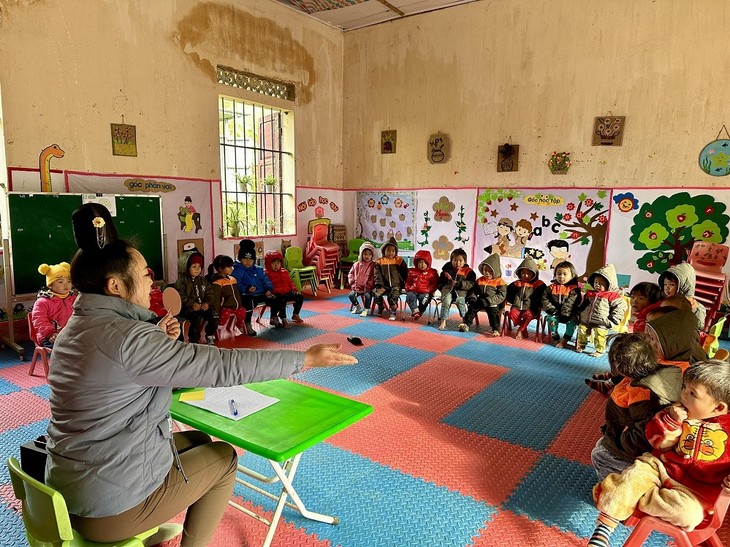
[432,235,454,260]
[547,151,572,174]
[433,196,455,222]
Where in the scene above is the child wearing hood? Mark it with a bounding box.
[231,239,279,336]
[173,249,218,344]
[658,262,706,330]
[348,242,377,317]
[374,237,409,321]
[541,261,581,347]
[576,263,628,356]
[404,249,439,320]
[437,248,477,331]
[459,253,506,334]
[264,249,303,328]
[504,256,545,340]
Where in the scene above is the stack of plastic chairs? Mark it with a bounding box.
[304,223,340,292]
[687,241,729,330]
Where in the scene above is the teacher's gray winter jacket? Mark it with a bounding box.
[46,292,303,518]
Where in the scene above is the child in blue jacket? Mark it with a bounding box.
[231,239,279,336]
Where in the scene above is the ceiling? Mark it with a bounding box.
[272,0,480,31]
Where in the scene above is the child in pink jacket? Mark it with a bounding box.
[31,262,76,348]
[348,242,377,317]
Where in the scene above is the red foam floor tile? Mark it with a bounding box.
[0,363,50,389]
[0,390,51,429]
[546,392,606,466]
[387,329,471,352]
[472,510,586,547]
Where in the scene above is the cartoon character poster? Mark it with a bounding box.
[356,191,416,250]
[606,189,730,285]
[474,188,612,282]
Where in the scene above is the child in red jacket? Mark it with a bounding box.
[588,360,730,546]
[264,250,303,328]
[31,262,77,348]
[404,249,439,320]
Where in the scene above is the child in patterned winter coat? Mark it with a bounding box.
[374,237,409,321]
[348,242,377,317]
[541,261,581,347]
[588,360,730,546]
[404,249,439,320]
[658,262,706,330]
[31,262,77,348]
[231,239,279,336]
[174,249,218,344]
[460,253,506,335]
[437,248,477,331]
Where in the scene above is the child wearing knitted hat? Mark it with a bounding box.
[173,248,218,344]
[31,262,77,348]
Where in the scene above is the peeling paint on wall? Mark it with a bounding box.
[173,2,316,104]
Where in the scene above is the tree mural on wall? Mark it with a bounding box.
[629,192,730,273]
[553,190,610,277]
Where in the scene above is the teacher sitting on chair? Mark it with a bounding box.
[45,203,357,546]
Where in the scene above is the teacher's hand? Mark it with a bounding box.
[303,344,358,369]
[158,311,181,341]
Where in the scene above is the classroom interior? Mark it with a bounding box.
[2,0,730,546]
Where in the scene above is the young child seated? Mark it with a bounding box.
[31,262,76,348]
[541,261,581,347]
[174,249,218,344]
[232,239,279,336]
[504,256,545,340]
[628,281,663,333]
[146,267,167,319]
[576,264,627,357]
[659,262,706,330]
[404,249,439,320]
[348,242,377,317]
[590,333,687,481]
[209,254,247,334]
[437,248,476,331]
[459,253,506,334]
[264,250,304,328]
[588,360,730,546]
[374,237,409,321]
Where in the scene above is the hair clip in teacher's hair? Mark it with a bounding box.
[92,216,106,249]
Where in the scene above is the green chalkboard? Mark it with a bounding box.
[7,193,164,296]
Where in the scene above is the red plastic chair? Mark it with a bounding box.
[622,489,730,547]
[26,312,50,377]
[500,307,547,341]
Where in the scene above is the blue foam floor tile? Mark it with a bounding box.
[0,503,25,547]
[235,443,497,547]
[30,384,51,400]
[442,368,588,450]
[0,378,20,397]
[504,454,671,546]
[337,321,410,341]
[447,340,537,368]
[297,342,435,396]
[255,324,326,344]
[0,342,32,370]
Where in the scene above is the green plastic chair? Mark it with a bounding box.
[284,246,318,295]
[338,239,367,289]
[703,315,727,358]
[7,456,159,546]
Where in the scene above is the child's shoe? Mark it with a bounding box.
[412,311,421,320]
[206,335,216,345]
[245,323,257,336]
[458,323,469,332]
[556,339,568,348]
[270,317,282,328]
[360,309,369,317]
[282,318,291,329]
[292,314,304,324]
[389,311,397,321]
[377,305,385,316]
[353,305,363,314]
[438,320,447,331]
[515,330,525,340]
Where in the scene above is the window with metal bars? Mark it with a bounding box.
[219,95,295,238]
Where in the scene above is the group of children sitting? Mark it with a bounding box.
[346,239,707,359]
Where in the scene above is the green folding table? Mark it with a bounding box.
[170,379,373,547]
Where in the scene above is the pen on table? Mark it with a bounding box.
[229,399,238,416]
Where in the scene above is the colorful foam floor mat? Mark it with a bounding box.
[1,289,729,547]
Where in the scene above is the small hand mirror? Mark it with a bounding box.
[161,287,182,315]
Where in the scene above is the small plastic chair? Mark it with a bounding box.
[7,456,159,546]
[703,315,727,358]
[27,312,50,377]
[622,488,730,547]
[339,238,367,288]
[501,307,547,341]
[284,246,318,296]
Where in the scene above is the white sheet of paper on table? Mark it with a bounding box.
[182,385,279,421]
